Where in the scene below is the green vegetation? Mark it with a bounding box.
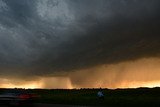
[1,87,160,106]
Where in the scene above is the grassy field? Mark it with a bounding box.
[1,87,160,106]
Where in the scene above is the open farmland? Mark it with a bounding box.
[0,88,160,107]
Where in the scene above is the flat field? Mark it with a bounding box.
[1,88,160,107]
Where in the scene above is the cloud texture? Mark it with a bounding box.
[0,0,160,88]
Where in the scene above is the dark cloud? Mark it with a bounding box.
[0,0,160,78]
[36,0,160,71]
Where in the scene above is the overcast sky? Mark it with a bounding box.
[0,0,160,88]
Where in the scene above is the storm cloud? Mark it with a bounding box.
[0,0,160,88]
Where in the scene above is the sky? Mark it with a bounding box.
[0,0,160,89]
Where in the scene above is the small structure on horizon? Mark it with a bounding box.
[97,88,104,99]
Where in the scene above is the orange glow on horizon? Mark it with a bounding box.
[115,81,160,89]
[0,77,73,89]
[0,78,43,89]
[1,57,160,89]
[0,83,42,89]
[0,80,160,89]
[0,79,160,89]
